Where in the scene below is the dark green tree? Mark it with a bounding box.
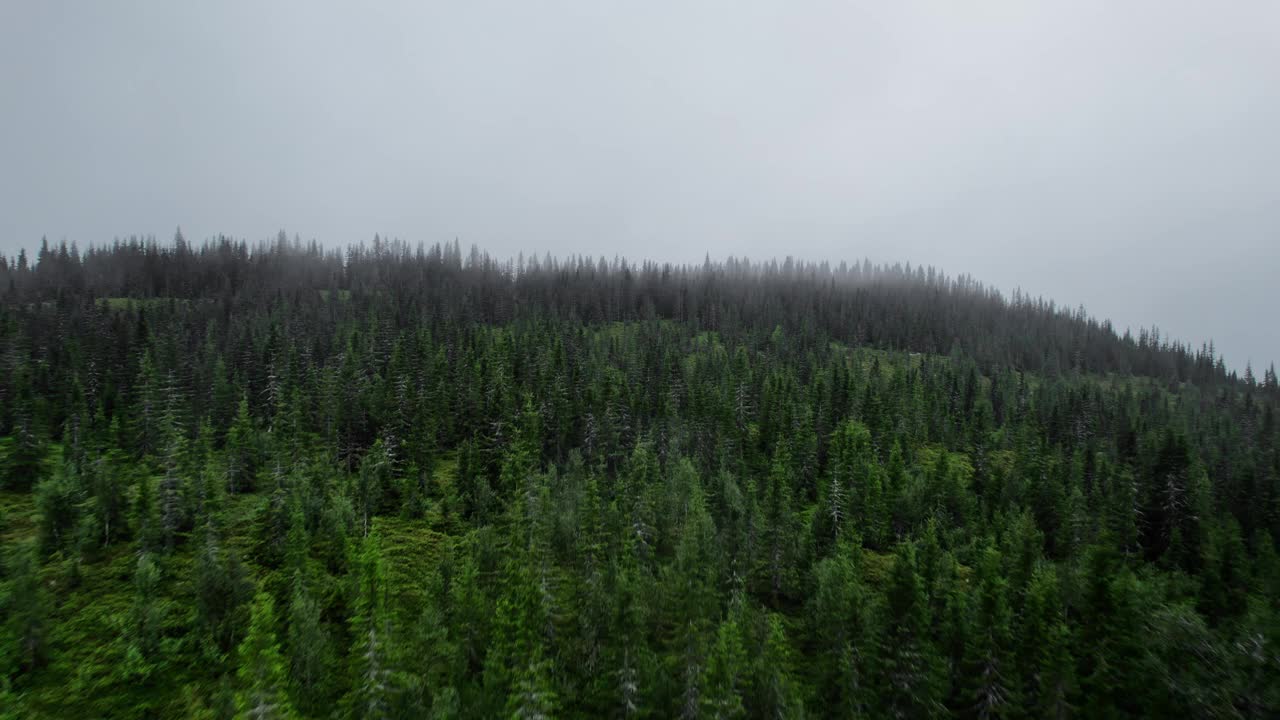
[874,543,945,718]
[236,591,296,719]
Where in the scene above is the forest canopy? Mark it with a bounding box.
[1,233,1278,718]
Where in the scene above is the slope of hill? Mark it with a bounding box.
[1,237,1277,717]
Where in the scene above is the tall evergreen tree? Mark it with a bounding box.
[236,592,296,719]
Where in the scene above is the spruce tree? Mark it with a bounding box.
[875,543,945,718]
[236,592,295,719]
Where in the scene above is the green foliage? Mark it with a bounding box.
[0,368,46,492]
[195,526,254,657]
[236,591,295,719]
[121,552,167,680]
[2,541,48,674]
[287,575,332,714]
[34,462,81,556]
[875,543,946,718]
[1,240,1278,716]
[702,611,747,719]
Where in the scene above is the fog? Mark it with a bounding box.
[2,1,1277,368]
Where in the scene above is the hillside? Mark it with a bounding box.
[1,237,1278,718]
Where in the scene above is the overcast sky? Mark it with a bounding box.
[2,1,1277,368]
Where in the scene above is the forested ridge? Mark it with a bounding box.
[1,233,1278,718]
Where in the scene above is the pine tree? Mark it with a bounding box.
[236,592,295,719]
[506,651,559,720]
[356,441,392,536]
[408,567,460,715]
[287,574,330,714]
[756,613,804,719]
[1017,565,1075,718]
[611,553,654,719]
[122,552,166,679]
[347,530,394,719]
[157,408,189,550]
[133,350,165,459]
[875,543,945,718]
[1,366,45,491]
[760,442,797,605]
[195,525,253,655]
[701,614,747,719]
[3,542,48,672]
[1199,518,1250,621]
[1079,546,1148,716]
[225,395,258,495]
[34,461,83,556]
[962,547,1017,718]
[828,420,887,550]
[808,541,870,712]
[669,463,719,631]
[485,543,558,719]
[87,429,132,547]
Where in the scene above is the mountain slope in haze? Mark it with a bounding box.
[1,235,1277,717]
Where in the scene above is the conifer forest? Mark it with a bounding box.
[1,234,1278,718]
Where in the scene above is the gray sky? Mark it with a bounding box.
[2,1,1277,369]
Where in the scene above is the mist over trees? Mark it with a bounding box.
[1,232,1277,717]
[0,233,1247,385]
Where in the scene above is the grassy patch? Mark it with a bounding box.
[0,490,38,546]
[375,515,449,623]
[99,297,192,311]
